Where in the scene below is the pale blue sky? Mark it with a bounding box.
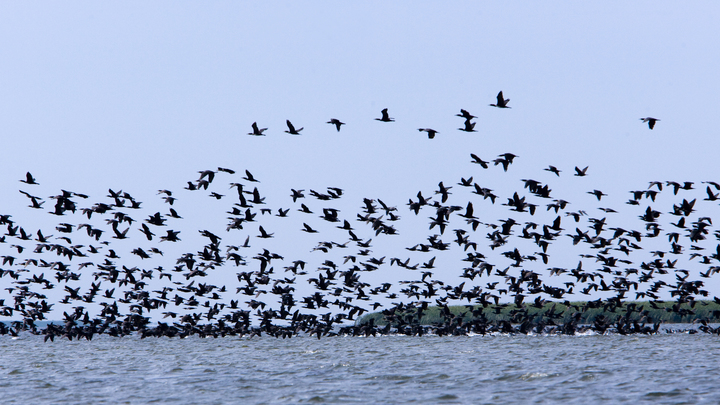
[1,2,719,317]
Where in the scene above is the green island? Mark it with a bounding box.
[358,300,720,328]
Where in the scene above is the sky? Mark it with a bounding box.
[1,2,720,321]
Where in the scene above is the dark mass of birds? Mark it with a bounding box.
[5,93,719,343]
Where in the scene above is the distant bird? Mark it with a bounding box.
[470,153,489,168]
[456,109,476,120]
[640,117,659,130]
[327,119,345,132]
[20,172,38,185]
[248,122,267,136]
[545,166,561,176]
[459,120,477,132]
[375,108,394,122]
[574,166,589,177]
[490,91,510,108]
[418,128,438,139]
[285,120,303,135]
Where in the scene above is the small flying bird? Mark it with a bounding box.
[490,91,511,108]
[640,117,659,129]
[574,166,589,177]
[243,170,259,182]
[470,153,489,168]
[375,108,394,122]
[285,120,303,135]
[327,119,345,131]
[459,120,477,132]
[418,128,438,139]
[20,172,38,185]
[544,166,561,176]
[456,109,476,120]
[248,122,267,136]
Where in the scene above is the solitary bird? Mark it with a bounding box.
[285,120,303,135]
[248,122,267,136]
[418,128,439,139]
[490,91,511,108]
[640,117,659,130]
[375,108,394,122]
[327,119,345,132]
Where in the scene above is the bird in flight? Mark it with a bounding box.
[490,91,511,108]
[418,128,438,139]
[640,117,659,130]
[375,108,394,122]
[327,119,345,132]
[248,122,267,136]
[285,120,303,135]
[20,172,38,185]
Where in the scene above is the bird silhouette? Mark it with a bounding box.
[490,91,511,108]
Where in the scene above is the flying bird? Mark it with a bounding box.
[248,122,267,136]
[375,108,394,122]
[285,120,303,135]
[640,117,659,130]
[327,119,345,132]
[490,91,511,108]
[418,128,438,139]
[20,172,38,185]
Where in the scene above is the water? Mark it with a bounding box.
[2,333,719,404]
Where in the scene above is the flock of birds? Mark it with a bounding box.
[2,92,720,342]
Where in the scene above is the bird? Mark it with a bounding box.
[456,109,476,120]
[490,91,510,108]
[459,120,477,132]
[285,120,303,135]
[20,172,38,185]
[248,122,267,136]
[418,128,438,139]
[375,108,394,122]
[545,166,561,176]
[640,117,659,130]
[327,119,345,131]
[574,166,589,177]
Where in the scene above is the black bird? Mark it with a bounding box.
[327,119,345,131]
[20,172,38,185]
[285,120,303,135]
[375,108,394,122]
[418,128,438,139]
[456,109,476,120]
[459,120,477,132]
[470,153,489,168]
[574,166,589,177]
[640,117,659,130]
[248,122,267,136]
[490,91,510,108]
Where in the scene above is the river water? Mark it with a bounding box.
[1,332,719,404]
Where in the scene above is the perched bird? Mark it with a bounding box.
[490,91,510,108]
[327,119,345,132]
[418,128,438,139]
[375,108,394,122]
[285,120,303,135]
[640,117,659,130]
[248,122,267,136]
